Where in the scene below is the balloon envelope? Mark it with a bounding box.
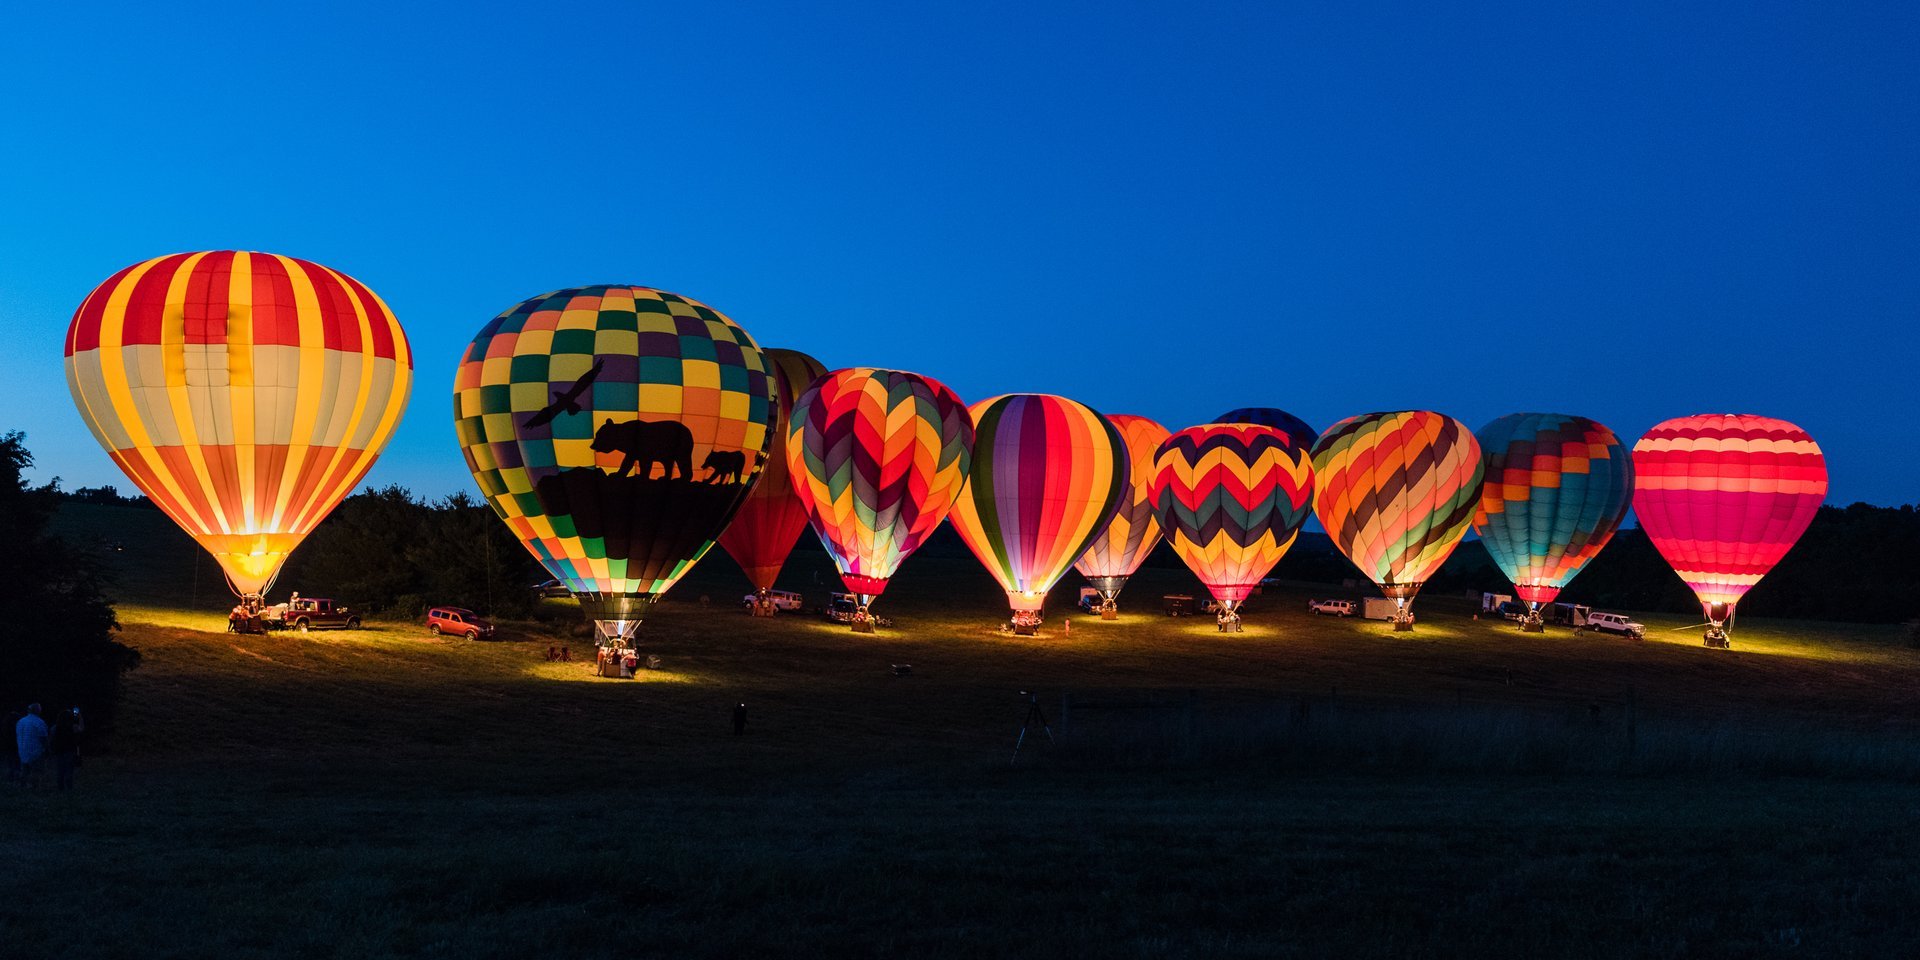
[1631,414,1827,618]
[786,368,972,604]
[718,348,828,594]
[1473,413,1634,607]
[1073,415,1172,607]
[64,251,412,596]
[949,395,1128,618]
[1213,407,1318,450]
[1311,411,1484,616]
[1150,423,1314,609]
[454,286,774,640]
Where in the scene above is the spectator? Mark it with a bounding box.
[15,704,49,789]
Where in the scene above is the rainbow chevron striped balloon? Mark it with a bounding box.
[718,348,828,597]
[949,395,1128,626]
[1073,415,1172,613]
[1149,424,1314,626]
[1311,411,1484,626]
[1632,414,1827,642]
[65,251,412,597]
[1473,413,1634,612]
[786,368,973,619]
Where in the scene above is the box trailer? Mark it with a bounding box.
[1363,597,1400,621]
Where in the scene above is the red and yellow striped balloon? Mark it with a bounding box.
[1310,411,1483,628]
[1073,415,1172,615]
[948,394,1127,630]
[64,251,412,596]
[1632,414,1827,643]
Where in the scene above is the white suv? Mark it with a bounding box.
[741,589,804,612]
[1309,598,1356,617]
[1583,612,1645,639]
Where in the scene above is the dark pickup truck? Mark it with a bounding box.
[267,598,363,632]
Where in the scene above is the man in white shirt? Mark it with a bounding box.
[15,703,49,788]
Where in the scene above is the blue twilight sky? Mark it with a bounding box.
[2,1,1915,506]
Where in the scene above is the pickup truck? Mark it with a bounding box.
[265,597,363,632]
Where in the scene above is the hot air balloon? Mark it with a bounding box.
[1311,411,1484,631]
[1149,424,1314,632]
[64,251,412,602]
[1473,413,1634,632]
[453,286,774,648]
[948,395,1127,635]
[787,368,972,632]
[717,348,827,616]
[1631,414,1827,648]
[1073,415,1172,619]
[1213,407,1318,450]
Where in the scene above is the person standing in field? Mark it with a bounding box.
[15,703,49,789]
[50,707,83,791]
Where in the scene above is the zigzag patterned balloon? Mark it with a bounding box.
[1149,423,1314,630]
[1311,411,1484,629]
[786,368,973,628]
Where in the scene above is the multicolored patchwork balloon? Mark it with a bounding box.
[1311,411,1484,630]
[717,348,828,608]
[1149,424,1314,631]
[948,395,1127,632]
[1473,413,1634,629]
[1073,415,1172,617]
[454,286,774,643]
[786,368,972,630]
[1213,407,1318,450]
[1632,414,1827,646]
[64,251,412,597]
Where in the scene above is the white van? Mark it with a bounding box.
[1309,598,1356,617]
[741,589,804,612]
[1583,612,1644,639]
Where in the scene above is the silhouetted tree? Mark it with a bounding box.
[0,432,140,731]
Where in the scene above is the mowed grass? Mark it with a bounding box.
[8,505,1920,958]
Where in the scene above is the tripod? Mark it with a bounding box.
[1010,693,1055,763]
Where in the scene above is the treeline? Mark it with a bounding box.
[275,486,547,620]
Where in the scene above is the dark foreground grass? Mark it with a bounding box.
[9,505,1920,957]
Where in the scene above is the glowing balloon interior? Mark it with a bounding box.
[948,394,1128,633]
[1632,414,1827,646]
[1073,415,1172,617]
[1311,411,1484,630]
[1150,423,1314,632]
[64,251,412,597]
[454,286,774,643]
[1473,413,1634,630]
[718,347,828,609]
[786,367,973,630]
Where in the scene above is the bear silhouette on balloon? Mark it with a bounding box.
[591,417,695,480]
[702,450,746,484]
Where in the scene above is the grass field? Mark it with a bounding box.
[7,504,1920,958]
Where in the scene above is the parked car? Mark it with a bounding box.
[1495,600,1529,622]
[533,579,571,598]
[1309,598,1356,617]
[1163,594,1200,617]
[1583,612,1645,639]
[821,591,892,627]
[741,589,805,612]
[426,606,496,640]
[266,597,361,632]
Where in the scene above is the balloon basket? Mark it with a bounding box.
[1520,617,1545,633]
[1704,626,1731,649]
[1100,607,1118,621]
[751,601,776,618]
[1392,617,1415,633]
[1010,610,1041,636]
[851,616,875,634]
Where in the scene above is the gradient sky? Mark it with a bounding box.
[3,1,1914,506]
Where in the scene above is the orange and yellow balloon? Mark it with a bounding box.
[64,251,412,597]
[1073,415,1172,617]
